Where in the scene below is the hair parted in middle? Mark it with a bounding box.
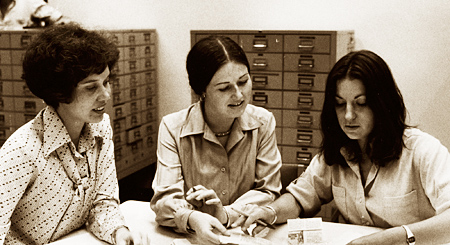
[186,36,250,96]
[320,50,408,167]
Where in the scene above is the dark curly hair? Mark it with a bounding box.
[321,50,408,167]
[186,36,250,95]
[22,23,119,109]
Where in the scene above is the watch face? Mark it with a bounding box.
[407,237,416,243]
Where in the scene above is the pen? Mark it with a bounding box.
[230,207,275,229]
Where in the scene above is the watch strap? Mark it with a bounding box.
[401,225,416,245]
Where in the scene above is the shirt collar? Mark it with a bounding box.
[42,106,104,157]
[180,102,263,138]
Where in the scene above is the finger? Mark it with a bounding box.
[205,198,221,205]
[242,215,259,232]
[210,219,230,236]
[231,214,247,228]
[144,235,151,245]
[195,189,217,201]
[252,225,270,237]
[131,233,142,245]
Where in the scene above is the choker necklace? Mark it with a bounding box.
[215,130,231,137]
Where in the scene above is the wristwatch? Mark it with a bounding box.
[401,225,416,245]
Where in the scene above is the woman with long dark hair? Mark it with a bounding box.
[240,50,450,245]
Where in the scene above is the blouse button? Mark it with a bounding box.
[221,167,226,173]
[222,190,227,195]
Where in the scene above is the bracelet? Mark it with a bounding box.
[264,205,277,225]
[223,207,231,228]
[111,225,128,245]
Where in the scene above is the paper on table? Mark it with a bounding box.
[219,233,273,245]
[170,233,273,245]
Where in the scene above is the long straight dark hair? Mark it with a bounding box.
[320,50,408,167]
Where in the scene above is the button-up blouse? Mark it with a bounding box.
[0,106,126,244]
[150,102,282,233]
[287,128,450,228]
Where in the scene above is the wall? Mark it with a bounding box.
[50,0,450,147]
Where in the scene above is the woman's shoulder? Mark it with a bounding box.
[161,103,199,129]
[244,104,274,122]
[403,127,446,151]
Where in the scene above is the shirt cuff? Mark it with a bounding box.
[174,208,195,233]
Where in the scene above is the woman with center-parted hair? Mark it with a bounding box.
[150,36,282,244]
[240,50,450,245]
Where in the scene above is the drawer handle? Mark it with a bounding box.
[298,96,313,107]
[20,35,32,48]
[297,115,313,127]
[298,58,314,69]
[298,44,314,49]
[252,93,268,104]
[24,101,36,111]
[253,76,268,87]
[298,77,314,89]
[253,39,268,49]
[253,58,267,68]
[297,133,312,144]
[297,152,312,163]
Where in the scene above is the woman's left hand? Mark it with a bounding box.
[186,185,227,224]
[115,227,151,245]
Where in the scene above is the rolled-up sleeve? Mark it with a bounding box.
[286,154,333,217]
[150,118,194,233]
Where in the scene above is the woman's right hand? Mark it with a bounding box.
[238,205,276,236]
[188,211,230,244]
[186,185,227,224]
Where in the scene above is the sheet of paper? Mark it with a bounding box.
[219,233,273,245]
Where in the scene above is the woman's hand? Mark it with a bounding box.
[236,204,276,236]
[186,185,227,224]
[188,211,230,244]
[114,226,151,245]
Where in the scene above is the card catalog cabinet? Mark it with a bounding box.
[0,29,157,179]
[190,30,354,188]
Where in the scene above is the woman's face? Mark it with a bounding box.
[335,78,374,148]
[203,62,252,122]
[57,67,111,128]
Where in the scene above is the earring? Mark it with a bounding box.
[200,93,206,102]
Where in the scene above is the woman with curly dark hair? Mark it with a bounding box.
[241,50,450,245]
[0,23,150,245]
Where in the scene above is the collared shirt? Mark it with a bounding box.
[287,128,450,228]
[0,0,62,30]
[150,102,282,233]
[0,106,126,245]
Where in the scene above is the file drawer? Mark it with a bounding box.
[251,72,282,90]
[252,90,282,109]
[240,34,283,53]
[284,72,327,92]
[282,128,322,147]
[247,53,283,72]
[0,50,11,65]
[284,54,331,73]
[284,34,331,54]
[283,91,325,111]
[281,145,319,165]
[282,109,321,129]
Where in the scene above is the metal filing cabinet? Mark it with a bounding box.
[0,29,158,180]
[191,31,354,221]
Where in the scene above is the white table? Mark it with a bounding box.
[50,200,384,245]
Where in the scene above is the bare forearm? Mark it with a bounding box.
[268,193,302,224]
[350,209,450,245]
